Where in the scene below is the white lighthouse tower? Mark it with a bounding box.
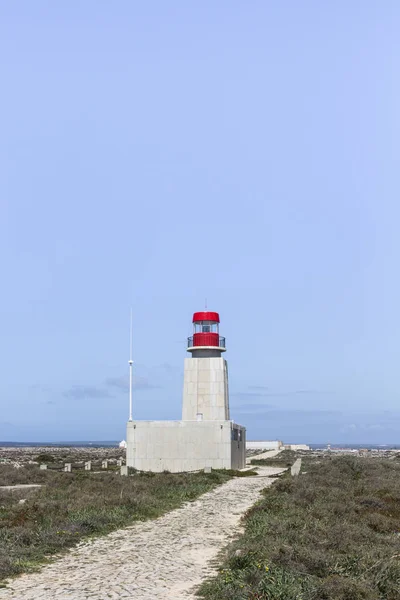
[182,311,229,421]
[126,309,246,472]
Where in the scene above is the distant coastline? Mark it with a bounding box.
[0,441,399,450]
[309,443,400,450]
[0,441,120,448]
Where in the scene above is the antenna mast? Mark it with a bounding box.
[128,308,133,421]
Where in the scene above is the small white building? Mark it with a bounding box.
[284,444,310,451]
[126,310,246,472]
[247,440,283,451]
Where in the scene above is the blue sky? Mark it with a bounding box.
[1,2,399,444]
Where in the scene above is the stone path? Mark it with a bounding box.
[247,448,282,463]
[0,466,284,600]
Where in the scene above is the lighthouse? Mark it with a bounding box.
[126,309,246,472]
[182,311,229,421]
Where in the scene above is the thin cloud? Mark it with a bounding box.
[238,408,341,421]
[248,385,270,391]
[230,392,273,398]
[105,375,160,392]
[340,415,400,433]
[30,384,54,393]
[64,386,113,400]
[231,389,327,399]
[157,362,180,374]
[231,403,276,412]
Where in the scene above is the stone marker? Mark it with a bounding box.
[120,465,128,476]
[84,461,92,471]
[117,459,123,467]
[102,460,108,470]
[291,458,302,476]
[204,466,212,474]
[39,464,47,470]
[64,463,72,473]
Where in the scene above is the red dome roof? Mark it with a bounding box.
[192,311,220,323]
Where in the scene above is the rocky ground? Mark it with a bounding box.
[0,465,284,600]
[0,447,124,468]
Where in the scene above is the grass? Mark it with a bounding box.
[0,465,234,582]
[197,456,400,600]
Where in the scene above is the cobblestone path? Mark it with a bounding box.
[247,449,282,463]
[0,466,284,600]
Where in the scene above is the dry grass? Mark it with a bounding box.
[0,464,54,486]
[198,456,400,600]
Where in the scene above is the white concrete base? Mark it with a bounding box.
[126,420,246,472]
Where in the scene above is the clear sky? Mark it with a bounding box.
[1,2,399,444]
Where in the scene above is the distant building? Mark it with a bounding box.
[247,441,310,451]
[247,441,283,451]
[119,440,127,449]
[284,444,310,451]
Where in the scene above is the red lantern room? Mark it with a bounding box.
[187,311,226,355]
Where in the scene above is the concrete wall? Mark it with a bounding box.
[127,420,235,472]
[182,357,229,421]
[246,440,283,451]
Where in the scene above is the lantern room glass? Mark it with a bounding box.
[193,321,219,334]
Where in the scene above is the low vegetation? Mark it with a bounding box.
[214,469,258,478]
[0,466,233,582]
[0,464,55,486]
[250,450,298,468]
[198,456,400,600]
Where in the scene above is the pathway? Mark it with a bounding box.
[0,466,284,600]
[247,448,282,463]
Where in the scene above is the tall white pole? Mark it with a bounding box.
[128,308,133,421]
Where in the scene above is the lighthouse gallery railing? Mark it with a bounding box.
[187,335,226,349]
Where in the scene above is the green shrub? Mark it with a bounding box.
[198,457,400,600]
[35,453,55,463]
